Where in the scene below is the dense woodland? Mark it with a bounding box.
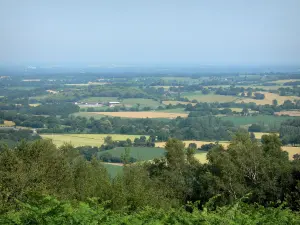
[0,133,299,223]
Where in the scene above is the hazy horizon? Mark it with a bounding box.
[1,0,300,66]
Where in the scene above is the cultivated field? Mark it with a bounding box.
[155,140,230,148]
[40,134,145,147]
[253,132,279,139]
[237,92,300,105]
[103,164,123,177]
[183,92,238,103]
[275,110,300,117]
[271,79,300,84]
[89,111,188,119]
[282,146,300,160]
[194,151,208,164]
[220,115,291,126]
[0,120,16,127]
[29,103,40,107]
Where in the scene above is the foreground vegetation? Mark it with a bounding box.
[0,133,300,223]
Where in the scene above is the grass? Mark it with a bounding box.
[71,112,107,119]
[156,108,187,113]
[89,111,188,119]
[220,115,292,127]
[183,92,238,103]
[194,151,208,164]
[98,147,166,161]
[103,164,123,177]
[29,95,49,100]
[29,103,40,107]
[40,134,145,147]
[122,98,161,108]
[80,97,119,102]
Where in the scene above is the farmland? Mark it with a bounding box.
[121,98,161,108]
[236,92,300,105]
[155,140,230,148]
[162,101,196,106]
[275,110,300,117]
[220,115,292,127]
[89,111,188,119]
[40,134,145,147]
[81,96,119,102]
[183,92,239,103]
[98,147,165,161]
[0,120,15,127]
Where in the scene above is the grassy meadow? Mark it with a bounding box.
[98,147,166,161]
[89,111,188,119]
[183,92,238,103]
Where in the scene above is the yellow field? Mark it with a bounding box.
[275,110,300,117]
[162,101,196,106]
[90,111,188,119]
[29,103,40,107]
[40,134,145,147]
[237,92,300,105]
[253,132,279,139]
[282,146,300,160]
[194,152,208,164]
[155,140,230,148]
[0,120,15,127]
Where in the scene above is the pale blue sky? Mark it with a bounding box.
[0,0,299,65]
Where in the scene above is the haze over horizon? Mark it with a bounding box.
[0,0,300,66]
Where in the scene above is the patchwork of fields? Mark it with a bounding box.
[183,92,239,103]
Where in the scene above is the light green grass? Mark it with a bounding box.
[81,97,119,102]
[6,86,37,90]
[122,98,161,108]
[72,112,107,119]
[156,108,187,113]
[98,147,165,161]
[103,164,123,177]
[183,92,238,103]
[40,134,146,147]
[194,151,208,164]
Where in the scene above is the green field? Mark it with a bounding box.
[156,108,188,113]
[81,97,119,102]
[183,92,238,103]
[103,164,123,177]
[98,147,165,161]
[220,115,292,126]
[72,112,107,119]
[122,98,161,108]
[40,134,146,147]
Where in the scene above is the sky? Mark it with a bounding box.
[0,0,299,66]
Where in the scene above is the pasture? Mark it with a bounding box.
[122,98,161,108]
[253,132,279,139]
[162,101,196,106]
[183,92,238,103]
[40,134,144,147]
[220,115,291,127]
[98,147,166,161]
[194,151,208,164]
[89,111,188,119]
[103,164,123,177]
[271,79,300,84]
